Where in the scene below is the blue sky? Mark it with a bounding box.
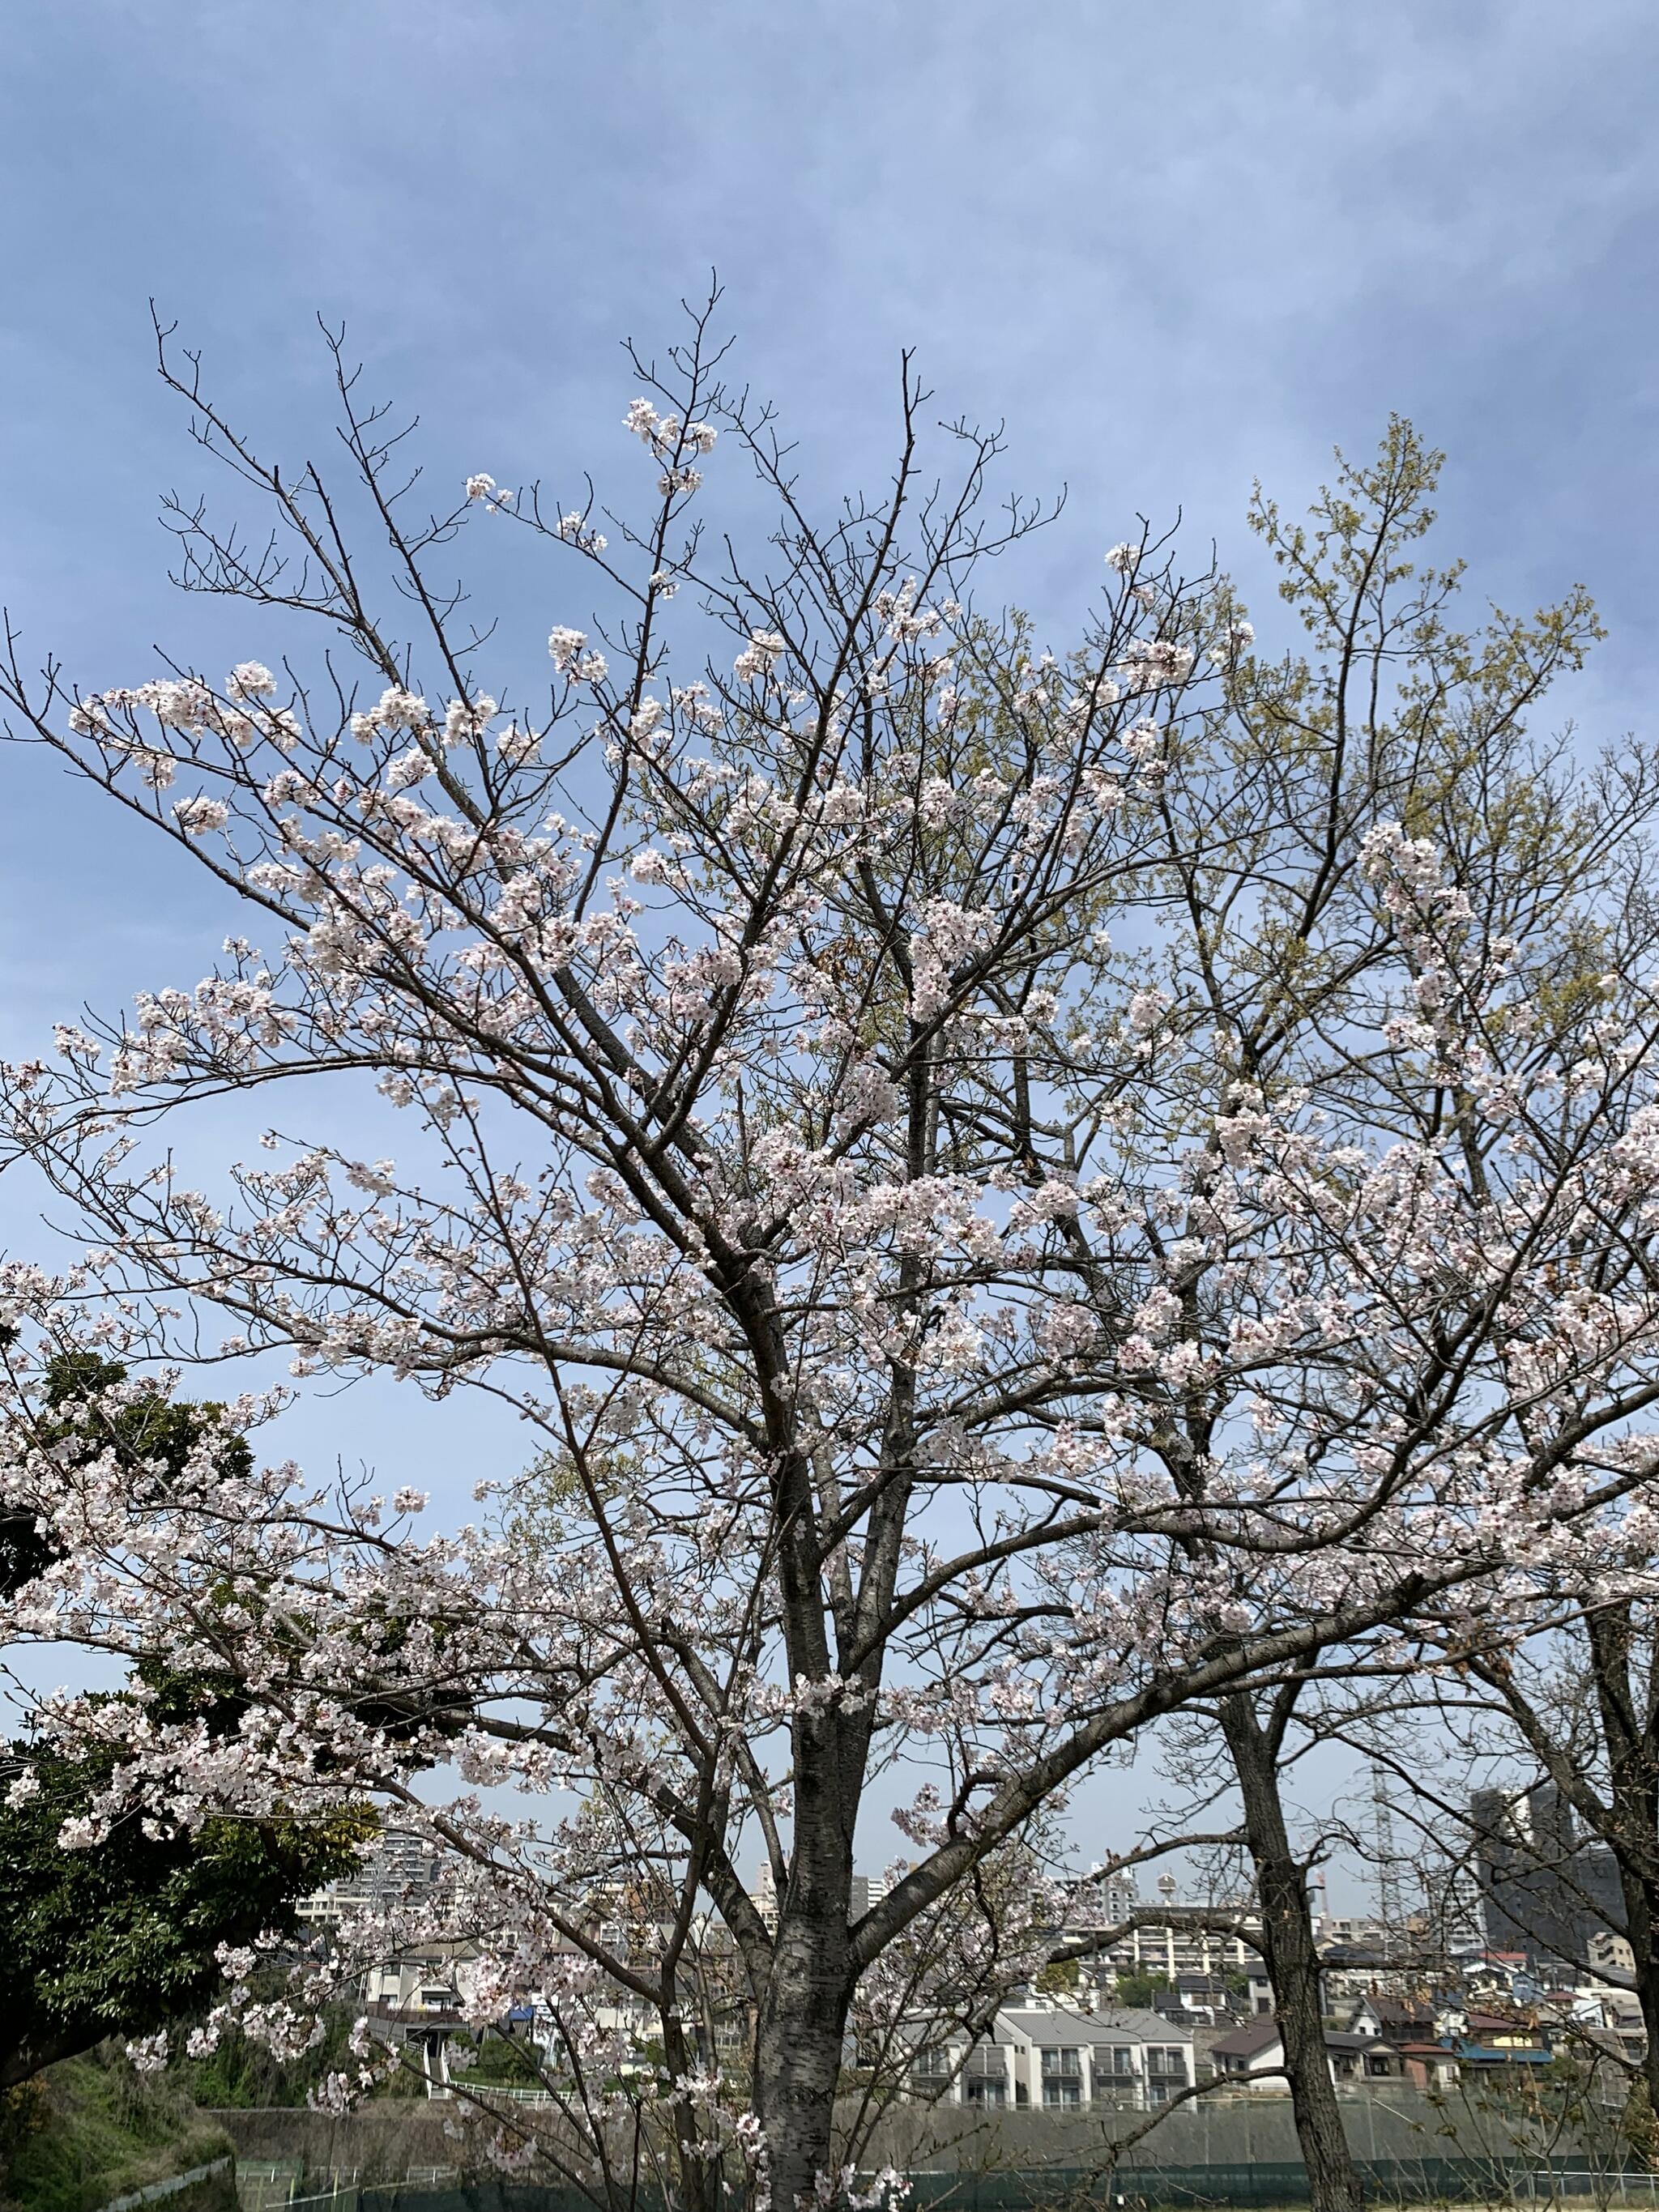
[1,0,1653,1893]
[5,0,1656,1018]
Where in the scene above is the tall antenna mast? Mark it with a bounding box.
[1371,1756,1408,1938]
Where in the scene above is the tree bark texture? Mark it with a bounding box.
[1583,1609,1659,2121]
[752,1914,853,2211]
[1222,1694,1366,2212]
[749,1705,860,2211]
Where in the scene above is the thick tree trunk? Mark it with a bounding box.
[749,1698,862,2212]
[1605,1813,1659,2132]
[1580,1609,1659,2130]
[752,1911,853,2212]
[1222,1695,1366,2212]
[1629,1900,1659,2130]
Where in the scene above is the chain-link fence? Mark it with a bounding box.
[247,2165,1659,2212]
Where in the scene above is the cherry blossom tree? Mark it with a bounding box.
[1064,418,1659,2212]
[2,301,1659,2211]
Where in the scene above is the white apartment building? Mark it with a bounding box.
[295,1831,446,1930]
[910,2003,1194,2112]
[1058,1873,1264,1986]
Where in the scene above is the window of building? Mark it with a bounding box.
[961,2044,1007,2103]
[1146,2051,1188,2106]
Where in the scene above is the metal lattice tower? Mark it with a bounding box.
[1371,1756,1408,1937]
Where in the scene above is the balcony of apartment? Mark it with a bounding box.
[1038,2045,1085,2109]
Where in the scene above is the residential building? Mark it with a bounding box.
[360,1939,478,2020]
[1324,2031,1410,2086]
[1470,1784,1625,1971]
[909,2004,1194,2111]
[1208,2017,1459,2094]
[1383,2039,1463,2091]
[1588,1929,1637,1979]
[1056,1872,1265,1991]
[1207,2018,1290,2089]
[296,1831,446,1930]
[1171,1971,1237,2015]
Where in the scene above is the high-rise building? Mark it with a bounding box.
[296,1831,446,1929]
[1469,1783,1624,1971]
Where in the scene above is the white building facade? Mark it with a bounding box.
[911,2004,1194,2112]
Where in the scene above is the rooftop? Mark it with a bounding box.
[1209,2018,1285,2061]
[996,2005,1194,2045]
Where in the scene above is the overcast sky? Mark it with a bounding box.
[2,0,1654,1896]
